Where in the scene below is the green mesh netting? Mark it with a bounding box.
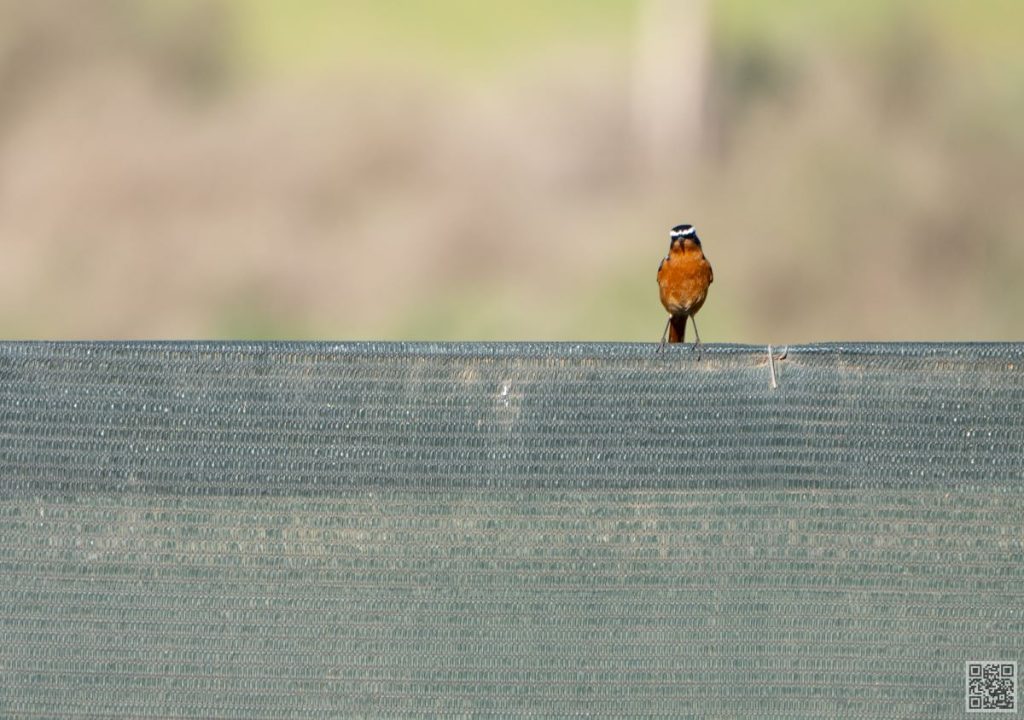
[1,342,1022,717]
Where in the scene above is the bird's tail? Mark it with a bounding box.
[668,315,687,343]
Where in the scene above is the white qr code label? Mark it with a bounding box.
[967,661,1017,713]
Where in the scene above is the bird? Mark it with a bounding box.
[657,223,714,350]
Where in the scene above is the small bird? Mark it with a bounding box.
[657,223,714,349]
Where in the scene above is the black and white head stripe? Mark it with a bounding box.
[670,224,697,239]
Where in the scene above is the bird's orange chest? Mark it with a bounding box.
[658,245,713,316]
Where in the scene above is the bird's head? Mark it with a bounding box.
[670,223,700,250]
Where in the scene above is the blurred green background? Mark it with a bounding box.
[1,0,1022,342]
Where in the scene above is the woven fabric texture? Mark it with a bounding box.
[1,341,1022,717]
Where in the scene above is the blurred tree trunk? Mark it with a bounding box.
[630,0,710,180]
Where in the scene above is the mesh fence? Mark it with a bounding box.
[1,341,1022,717]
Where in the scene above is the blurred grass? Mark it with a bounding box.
[229,0,636,81]
[0,1,1022,342]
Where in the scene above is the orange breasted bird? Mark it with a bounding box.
[657,223,714,346]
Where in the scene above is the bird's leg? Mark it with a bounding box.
[690,316,702,361]
[658,317,671,350]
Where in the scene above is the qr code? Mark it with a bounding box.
[967,661,1017,713]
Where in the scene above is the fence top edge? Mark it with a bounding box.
[0,340,1022,361]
